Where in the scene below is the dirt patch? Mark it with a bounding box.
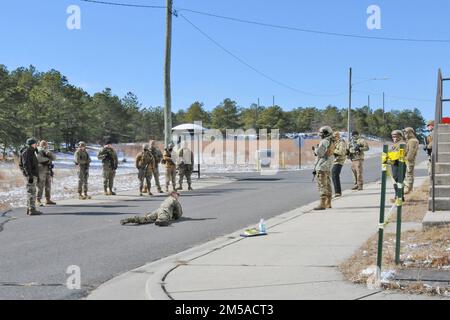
[340,179,450,297]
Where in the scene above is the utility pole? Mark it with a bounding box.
[368,95,370,109]
[272,95,275,108]
[348,67,352,142]
[164,0,173,147]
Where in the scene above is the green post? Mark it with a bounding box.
[395,144,406,265]
[377,145,389,271]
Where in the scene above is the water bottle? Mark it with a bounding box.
[259,219,266,234]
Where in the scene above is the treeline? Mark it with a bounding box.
[1,65,426,152]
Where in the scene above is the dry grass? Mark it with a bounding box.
[340,179,450,296]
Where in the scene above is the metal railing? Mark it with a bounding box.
[431,69,450,212]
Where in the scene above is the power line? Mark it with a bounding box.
[80,0,166,9]
[79,1,450,43]
[177,8,450,44]
[179,13,345,98]
[354,90,433,103]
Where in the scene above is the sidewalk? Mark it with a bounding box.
[88,170,445,300]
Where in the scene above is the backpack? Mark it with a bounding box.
[325,136,337,158]
[18,147,27,175]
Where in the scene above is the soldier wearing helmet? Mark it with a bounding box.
[312,126,334,210]
[161,142,177,192]
[36,140,57,206]
[390,130,407,202]
[331,131,348,198]
[135,144,156,196]
[74,141,91,200]
[347,130,370,191]
[403,127,420,194]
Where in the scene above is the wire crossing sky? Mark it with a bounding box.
[1,0,449,120]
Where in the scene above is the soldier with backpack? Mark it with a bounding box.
[312,126,335,211]
[19,138,43,216]
[331,131,348,198]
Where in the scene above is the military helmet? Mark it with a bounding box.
[403,127,415,135]
[142,144,150,151]
[351,130,359,137]
[78,141,86,147]
[391,130,403,137]
[319,126,333,138]
[26,138,37,146]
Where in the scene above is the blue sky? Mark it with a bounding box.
[1,0,449,120]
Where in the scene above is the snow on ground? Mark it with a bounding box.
[0,146,382,210]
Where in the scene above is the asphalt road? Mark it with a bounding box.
[0,155,425,299]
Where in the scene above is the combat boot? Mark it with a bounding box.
[325,196,332,209]
[142,186,148,193]
[28,208,43,216]
[84,193,92,200]
[155,219,170,227]
[104,188,109,196]
[314,198,327,211]
[36,199,43,207]
[158,188,164,194]
[351,186,359,191]
[79,193,85,200]
[188,184,193,191]
[177,184,183,191]
[46,198,56,205]
[110,191,116,196]
[148,192,153,196]
[334,193,342,198]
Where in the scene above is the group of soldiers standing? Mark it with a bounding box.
[313,125,423,211]
[312,128,370,211]
[19,137,194,216]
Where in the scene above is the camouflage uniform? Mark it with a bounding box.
[74,143,91,198]
[331,137,347,196]
[121,195,183,226]
[136,146,156,195]
[313,127,334,210]
[177,147,194,191]
[19,140,41,215]
[348,133,370,190]
[404,128,419,194]
[150,145,163,193]
[36,143,56,205]
[162,145,177,192]
[97,146,119,195]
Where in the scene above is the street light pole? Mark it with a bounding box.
[348,67,352,142]
[164,0,173,148]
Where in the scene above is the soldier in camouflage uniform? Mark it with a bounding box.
[313,126,334,210]
[331,131,347,198]
[177,143,194,191]
[19,138,42,216]
[74,141,91,200]
[36,140,56,206]
[149,140,164,193]
[135,144,156,196]
[403,127,420,194]
[162,143,177,192]
[97,140,119,196]
[120,191,183,227]
[391,130,407,202]
[347,131,370,191]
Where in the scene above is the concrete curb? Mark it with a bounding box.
[142,187,363,300]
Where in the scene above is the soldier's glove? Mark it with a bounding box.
[28,176,34,184]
